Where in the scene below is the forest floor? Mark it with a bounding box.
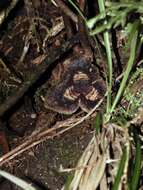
[0,1,99,189]
[0,1,143,190]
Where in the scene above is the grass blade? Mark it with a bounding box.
[110,21,139,115]
[68,0,86,22]
[112,147,127,190]
[0,170,36,190]
[130,138,142,190]
[97,0,113,114]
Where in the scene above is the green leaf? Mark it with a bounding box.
[92,113,102,134]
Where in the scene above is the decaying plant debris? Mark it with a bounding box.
[0,0,143,190]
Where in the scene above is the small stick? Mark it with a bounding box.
[0,96,104,166]
[53,0,78,23]
[0,0,19,26]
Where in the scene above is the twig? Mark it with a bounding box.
[53,0,78,23]
[0,95,105,166]
[0,117,81,166]
[0,0,19,26]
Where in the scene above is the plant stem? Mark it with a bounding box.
[110,22,139,114]
[98,0,113,114]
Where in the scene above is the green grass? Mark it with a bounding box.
[112,146,128,190]
[67,0,143,189]
[129,133,142,190]
[1,0,143,189]
[97,0,113,115]
[109,21,139,116]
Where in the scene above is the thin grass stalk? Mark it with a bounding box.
[112,146,128,190]
[0,170,36,190]
[97,0,113,114]
[110,22,139,116]
[68,0,86,22]
[130,138,141,190]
